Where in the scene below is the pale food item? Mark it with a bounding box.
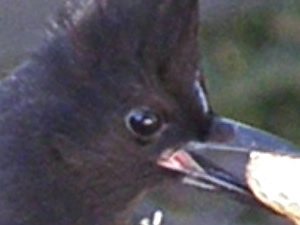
[246,151,300,225]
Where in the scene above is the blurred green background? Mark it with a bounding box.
[200,1,300,146]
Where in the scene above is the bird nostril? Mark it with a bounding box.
[207,118,236,143]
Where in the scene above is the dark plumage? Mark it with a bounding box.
[0,1,209,224]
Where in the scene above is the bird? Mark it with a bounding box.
[0,0,299,225]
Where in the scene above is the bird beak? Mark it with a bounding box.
[158,116,300,201]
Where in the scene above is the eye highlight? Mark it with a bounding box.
[125,107,164,139]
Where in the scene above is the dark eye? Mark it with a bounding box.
[125,107,164,139]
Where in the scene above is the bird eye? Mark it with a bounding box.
[125,107,164,139]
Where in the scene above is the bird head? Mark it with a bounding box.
[5,0,299,224]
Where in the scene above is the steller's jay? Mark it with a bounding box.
[0,0,299,225]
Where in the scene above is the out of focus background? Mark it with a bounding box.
[0,0,299,225]
[201,0,300,147]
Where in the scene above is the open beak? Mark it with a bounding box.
[158,116,300,202]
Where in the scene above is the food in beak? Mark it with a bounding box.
[246,151,300,225]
